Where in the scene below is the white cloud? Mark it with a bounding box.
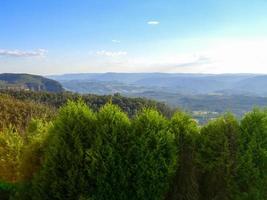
[111,39,121,43]
[0,49,47,57]
[147,21,160,25]
[96,50,127,57]
[163,55,212,68]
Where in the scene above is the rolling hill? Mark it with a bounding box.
[0,73,64,92]
[49,73,265,95]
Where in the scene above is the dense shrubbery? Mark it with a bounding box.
[197,114,240,200]
[165,112,200,200]
[236,110,267,199]
[0,120,51,200]
[0,181,16,200]
[24,102,176,200]
[0,96,267,199]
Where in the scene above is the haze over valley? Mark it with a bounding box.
[47,72,267,122]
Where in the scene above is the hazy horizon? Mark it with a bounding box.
[2,72,267,77]
[49,72,267,76]
[1,0,267,75]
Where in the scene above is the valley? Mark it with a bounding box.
[49,73,267,123]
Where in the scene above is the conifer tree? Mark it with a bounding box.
[198,114,240,200]
[165,112,200,200]
[237,109,267,199]
[30,101,97,200]
[131,109,176,200]
[90,104,131,200]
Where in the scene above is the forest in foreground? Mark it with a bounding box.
[0,91,266,200]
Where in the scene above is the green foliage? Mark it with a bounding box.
[165,112,200,200]
[0,120,51,200]
[0,127,24,183]
[23,102,176,200]
[0,181,16,200]
[30,101,97,200]
[236,109,267,199]
[1,95,267,200]
[131,109,176,200]
[0,94,55,132]
[198,114,240,200]
[90,104,131,200]
[19,119,51,181]
[0,89,174,118]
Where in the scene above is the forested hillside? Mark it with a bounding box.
[0,73,64,93]
[0,91,266,200]
[0,90,174,118]
[0,95,55,132]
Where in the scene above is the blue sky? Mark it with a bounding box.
[1,0,267,74]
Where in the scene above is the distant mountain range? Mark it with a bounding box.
[1,72,267,123]
[47,73,267,122]
[0,73,64,92]
[48,73,267,96]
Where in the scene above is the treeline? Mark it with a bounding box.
[0,100,266,199]
[0,95,55,132]
[0,90,174,118]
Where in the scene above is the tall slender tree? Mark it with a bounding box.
[90,104,131,200]
[198,114,240,200]
[165,112,200,200]
[237,109,267,200]
[131,109,177,200]
[31,101,97,200]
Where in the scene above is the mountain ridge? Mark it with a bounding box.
[0,73,64,92]
[48,72,267,96]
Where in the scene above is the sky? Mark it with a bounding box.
[1,0,267,75]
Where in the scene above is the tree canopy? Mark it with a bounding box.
[0,97,266,200]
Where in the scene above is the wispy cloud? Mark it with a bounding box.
[0,49,47,57]
[150,54,213,72]
[147,21,160,25]
[173,55,212,68]
[96,50,127,57]
[111,39,121,43]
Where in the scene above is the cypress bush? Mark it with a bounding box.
[237,109,267,199]
[165,112,200,200]
[30,101,97,200]
[90,104,132,200]
[26,103,177,200]
[6,101,267,200]
[197,114,240,200]
[131,109,177,200]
